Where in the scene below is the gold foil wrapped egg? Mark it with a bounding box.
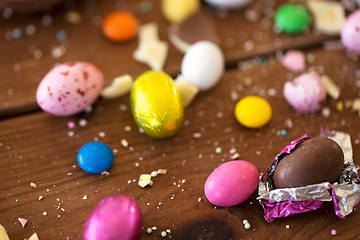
[130,71,184,138]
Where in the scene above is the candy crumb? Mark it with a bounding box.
[242,220,249,224]
[146,228,152,234]
[42,211,48,216]
[18,218,27,227]
[121,139,129,148]
[161,231,167,237]
[67,121,76,129]
[331,229,337,236]
[244,223,251,230]
[38,196,44,201]
[157,169,167,175]
[285,225,290,229]
[30,182,37,188]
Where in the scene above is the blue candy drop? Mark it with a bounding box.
[77,142,114,174]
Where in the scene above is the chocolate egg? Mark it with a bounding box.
[274,137,344,188]
[130,71,184,138]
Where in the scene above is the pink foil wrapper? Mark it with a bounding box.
[257,131,360,222]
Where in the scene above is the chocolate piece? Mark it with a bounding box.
[169,10,220,53]
[274,137,344,188]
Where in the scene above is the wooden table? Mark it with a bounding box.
[0,0,359,239]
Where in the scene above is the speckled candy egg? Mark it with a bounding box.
[181,41,224,91]
[36,62,104,116]
[341,10,360,54]
[204,160,259,207]
[204,0,252,9]
[130,71,184,138]
[83,195,142,240]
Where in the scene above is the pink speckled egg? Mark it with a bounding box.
[341,10,360,54]
[204,160,259,207]
[283,71,326,113]
[36,62,104,116]
[83,195,142,240]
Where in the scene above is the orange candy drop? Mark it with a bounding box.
[102,11,139,42]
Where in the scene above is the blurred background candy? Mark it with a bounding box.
[204,0,252,9]
[283,72,326,113]
[341,9,360,54]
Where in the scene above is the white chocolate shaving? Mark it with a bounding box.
[321,75,340,99]
[138,174,152,188]
[169,33,190,54]
[307,0,345,35]
[133,23,168,71]
[352,98,360,112]
[174,75,199,108]
[28,232,39,240]
[101,74,133,99]
[0,224,9,240]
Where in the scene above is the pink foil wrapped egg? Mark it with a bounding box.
[204,160,259,207]
[341,10,360,54]
[83,195,142,240]
[283,71,326,113]
[36,62,104,116]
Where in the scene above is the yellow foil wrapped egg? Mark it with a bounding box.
[130,71,184,138]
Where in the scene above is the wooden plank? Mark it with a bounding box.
[0,47,359,239]
[0,0,336,118]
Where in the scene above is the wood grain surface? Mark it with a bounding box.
[0,0,359,240]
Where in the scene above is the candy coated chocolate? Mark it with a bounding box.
[204,160,259,207]
[274,3,311,34]
[77,142,114,174]
[234,96,272,129]
[83,195,142,240]
[274,137,344,188]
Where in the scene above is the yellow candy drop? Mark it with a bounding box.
[235,96,272,128]
[131,71,184,138]
[161,0,200,23]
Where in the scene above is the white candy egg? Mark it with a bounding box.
[204,0,252,9]
[181,41,224,91]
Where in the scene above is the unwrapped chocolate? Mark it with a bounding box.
[257,131,360,222]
